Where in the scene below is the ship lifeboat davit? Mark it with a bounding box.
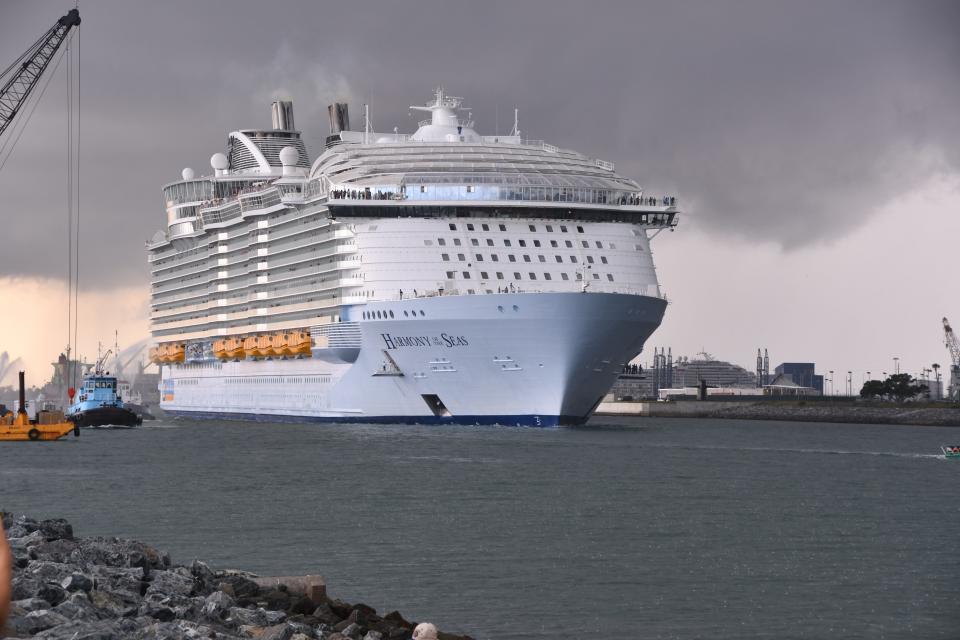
[213,339,228,360]
[254,335,273,359]
[243,336,259,359]
[268,332,286,358]
[166,344,185,363]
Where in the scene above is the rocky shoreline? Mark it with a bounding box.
[2,513,472,640]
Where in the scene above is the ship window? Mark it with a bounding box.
[476,254,484,261]
[581,241,589,248]
[538,255,546,263]
[508,255,516,262]
[446,271,455,278]
[570,256,578,263]
[404,310,409,316]
[578,226,585,233]
[609,243,616,249]
[514,272,522,279]
[449,223,456,230]
[462,271,471,279]
[438,238,446,246]
[420,310,425,316]
[546,225,554,232]
[499,224,506,231]
[523,255,531,263]
[496,272,504,279]
[491,254,499,262]
[601,256,608,264]
[596,241,603,248]
[467,223,474,230]
[529,225,536,232]
[607,274,615,281]
[421,186,427,193]
[565,240,573,248]
[561,273,569,280]
[442,254,450,261]
[454,238,462,246]
[533,240,541,247]
[519,239,527,247]
[389,311,395,318]
[504,239,512,247]
[480,271,489,279]
[593,272,600,280]
[486,239,494,246]
[555,255,563,263]
[471,239,479,246]
[529,272,537,280]
[544,273,552,280]
[482,224,489,231]
[587,256,595,264]
[550,240,558,248]
[458,254,466,261]
[561,226,568,232]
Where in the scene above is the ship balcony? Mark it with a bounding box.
[150,250,214,274]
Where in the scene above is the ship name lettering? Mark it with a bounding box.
[381,332,469,350]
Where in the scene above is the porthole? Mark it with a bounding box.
[512,305,519,312]
[389,310,395,318]
[419,310,425,316]
[497,305,504,312]
[404,310,409,317]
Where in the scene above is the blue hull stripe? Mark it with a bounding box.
[162,409,585,428]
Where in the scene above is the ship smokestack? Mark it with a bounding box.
[271,100,295,130]
[18,370,26,416]
[328,103,350,134]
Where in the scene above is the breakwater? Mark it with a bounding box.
[2,512,471,640]
[596,400,960,426]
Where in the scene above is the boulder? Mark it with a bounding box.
[218,572,262,600]
[202,589,237,620]
[11,596,53,612]
[363,632,385,640]
[33,538,80,563]
[53,591,99,621]
[15,609,72,634]
[312,602,342,625]
[37,581,69,606]
[62,572,94,593]
[39,518,74,541]
[228,605,269,627]
[146,568,196,598]
[340,622,364,639]
[259,623,294,640]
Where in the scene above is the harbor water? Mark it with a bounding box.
[1,417,957,639]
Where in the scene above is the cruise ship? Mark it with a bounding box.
[147,89,679,426]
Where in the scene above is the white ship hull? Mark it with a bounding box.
[160,292,666,426]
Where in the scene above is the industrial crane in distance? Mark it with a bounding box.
[942,317,960,401]
[0,8,81,140]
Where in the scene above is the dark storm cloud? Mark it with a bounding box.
[1,0,957,286]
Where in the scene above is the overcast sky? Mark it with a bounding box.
[1,0,958,386]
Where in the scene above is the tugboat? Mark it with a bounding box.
[942,445,960,460]
[66,350,142,428]
[0,372,78,441]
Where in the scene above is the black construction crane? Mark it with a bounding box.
[0,8,81,140]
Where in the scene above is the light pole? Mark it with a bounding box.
[894,357,900,375]
[847,371,852,396]
[829,370,834,396]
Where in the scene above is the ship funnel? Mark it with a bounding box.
[328,103,350,134]
[271,100,295,131]
[18,370,26,416]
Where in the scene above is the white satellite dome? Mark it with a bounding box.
[181,167,195,181]
[210,153,228,171]
[278,146,299,166]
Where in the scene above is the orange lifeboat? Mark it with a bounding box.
[213,339,228,360]
[269,332,287,358]
[225,336,245,360]
[149,346,162,365]
[254,335,273,358]
[290,330,312,357]
[167,343,185,363]
[243,336,259,359]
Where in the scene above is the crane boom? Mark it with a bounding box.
[943,317,960,366]
[0,8,81,140]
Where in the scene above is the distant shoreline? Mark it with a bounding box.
[596,400,960,427]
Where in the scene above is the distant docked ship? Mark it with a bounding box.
[148,89,678,426]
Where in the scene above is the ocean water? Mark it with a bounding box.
[1,417,957,639]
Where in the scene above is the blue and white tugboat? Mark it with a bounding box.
[66,350,142,428]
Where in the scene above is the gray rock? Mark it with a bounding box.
[62,572,94,592]
[37,581,69,606]
[218,572,261,600]
[228,605,268,626]
[260,623,295,640]
[147,568,196,597]
[12,575,42,600]
[17,609,72,634]
[32,619,128,640]
[292,633,315,640]
[363,631,385,640]
[312,602,342,624]
[39,518,74,541]
[53,591,99,621]
[202,589,236,620]
[11,596,53,611]
[28,560,77,584]
[340,623,364,640]
[265,609,289,625]
[33,538,80,563]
